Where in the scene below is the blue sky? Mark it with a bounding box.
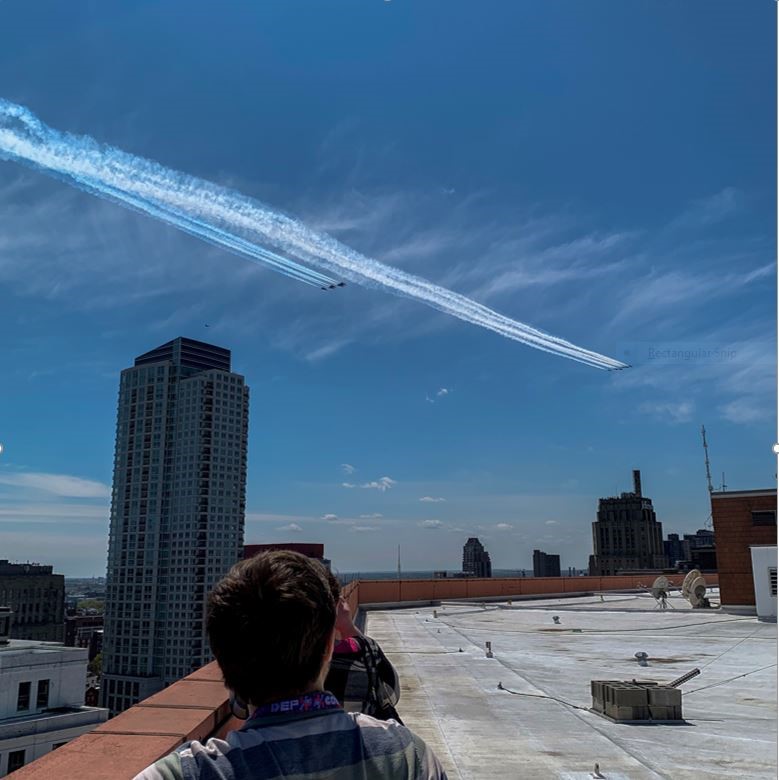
[0,0,775,576]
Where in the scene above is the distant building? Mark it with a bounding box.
[664,534,690,568]
[462,538,492,578]
[684,528,717,572]
[664,529,718,572]
[532,549,561,577]
[588,470,668,576]
[64,615,103,653]
[102,338,249,715]
[711,488,776,616]
[0,560,64,643]
[243,543,330,570]
[0,610,107,776]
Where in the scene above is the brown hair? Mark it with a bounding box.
[207,551,338,705]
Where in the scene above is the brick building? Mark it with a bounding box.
[710,489,776,612]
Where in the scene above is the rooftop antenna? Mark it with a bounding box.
[397,545,401,580]
[701,425,714,530]
[701,425,714,495]
[720,472,727,492]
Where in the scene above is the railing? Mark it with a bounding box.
[12,574,716,778]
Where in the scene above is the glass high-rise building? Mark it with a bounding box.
[102,338,249,714]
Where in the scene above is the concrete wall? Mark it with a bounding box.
[711,491,777,608]
[750,546,777,621]
[0,647,89,720]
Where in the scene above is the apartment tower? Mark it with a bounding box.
[102,338,249,714]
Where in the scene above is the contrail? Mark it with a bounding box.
[0,100,626,369]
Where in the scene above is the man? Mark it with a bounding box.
[326,587,403,723]
[134,551,447,779]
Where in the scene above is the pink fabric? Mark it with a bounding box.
[333,637,361,655]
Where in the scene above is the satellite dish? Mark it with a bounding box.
[687,573,709,608]
[682,569,702,600]
[651,576,673,610]
[634,651,649,667]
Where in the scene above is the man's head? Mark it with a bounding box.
[207,551,339,706]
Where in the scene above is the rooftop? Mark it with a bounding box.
[17,574,777,780]
[369,591,777,779]
[0,639,87,660]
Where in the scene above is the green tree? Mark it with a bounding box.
[88,652,102,677]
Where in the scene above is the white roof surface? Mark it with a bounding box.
[366,591,777,779]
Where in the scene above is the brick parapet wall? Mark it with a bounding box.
[711,492,777,606]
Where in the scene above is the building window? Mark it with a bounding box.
[17,681,31,711]
[8,750,26,773]
[769,568,777,597]
[37,679,50,708]
[752,511,777,526]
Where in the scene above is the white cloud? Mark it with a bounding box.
[277,523,303,533]
[359,513,383,519]
[545,520,558,526]
[638,401,694,424]
[426,388,452,404]
[305,339,351,363]
[321,514,339,522]
[669,187,743,230]
[718,399,763,424]
[0,471,111,498]
[0,502,108,523]
[343,477,396,492]
[352,525,380,533]
[611,265,771,328]
[419,496,446,503]
[341,463,356,475]
[245,512,310,525]
[495,523,513,531]
[420,519,444,529]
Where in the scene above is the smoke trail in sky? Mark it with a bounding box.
[0,100,626,369]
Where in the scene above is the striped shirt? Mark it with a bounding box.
[134,695,447,780]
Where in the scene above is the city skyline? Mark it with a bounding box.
[0,1,775,577]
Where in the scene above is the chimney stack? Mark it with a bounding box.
[633,469,642,497]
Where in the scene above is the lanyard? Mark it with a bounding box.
[248,691,341,721]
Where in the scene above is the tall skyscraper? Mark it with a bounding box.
[462,537,492,578]
[588,470,667,576]
[102,338,249,714]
